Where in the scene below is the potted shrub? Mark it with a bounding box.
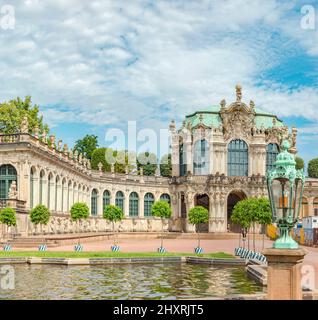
[152,200,172,253]
[188,206,209,254]
[0,207,17,250]
[70,202,89,251]
[103,205,124,251]
[29,204,50,251]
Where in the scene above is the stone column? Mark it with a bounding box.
[263,248,307,300]
[49,178,55,211]
[139,191,145,218]
[42,177,48,207]
[62,183,68,213]
[56,181,62,212]
[124,192,130,217]
[185,134,193,174]
[171,133,180,177]
[308,197,314,217]
[98,189,103,216]
[68,184,73,211]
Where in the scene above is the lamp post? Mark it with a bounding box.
[266,140,305,249]
[264,140,307,300]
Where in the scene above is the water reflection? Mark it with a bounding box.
[0,263,264,300]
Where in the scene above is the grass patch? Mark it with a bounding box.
[0,251,234,259]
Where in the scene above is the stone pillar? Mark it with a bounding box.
[185,133,193,174]
[49,178,55,211]
[56,182,62,212]
[124,192,130,217]
[98,189,103,216]
[308,197,314,217]
[139,191,145,218]
[263,248,307,300]
[68,184,73,211]
[62,183,68,213]
[171,132,180,177]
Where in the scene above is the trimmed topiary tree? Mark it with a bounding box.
[308,158,318,178]
[152,200,172,251]
[295,156,304,170]
[0,207,16,239]
[188,206,209,251]
[103,205,124,248]
[30,204,50,235]
[70,202,89,244]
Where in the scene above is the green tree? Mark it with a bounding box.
[70,202,89,244]
[152,200,172,249]
[0,96,49,134]
[255,197,272,249]
[295,156,304,170]
[103,205,124,246]
[137,152,157,176]
[160,154,172,177]
[308,158,318,178]
[0,207,16,239]
[29,205,50,235]
[231,199,253,249]
[74,134,98,160]
[91,148,135,173]
[188,206,209,249]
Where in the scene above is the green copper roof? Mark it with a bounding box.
[184,105,284,129]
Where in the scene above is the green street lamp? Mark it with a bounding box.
[266,140,305,249]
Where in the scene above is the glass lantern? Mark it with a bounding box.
[266,140,305,249]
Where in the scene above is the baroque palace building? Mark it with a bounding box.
[0,85,317,236]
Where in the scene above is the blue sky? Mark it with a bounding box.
[0,0,318,164]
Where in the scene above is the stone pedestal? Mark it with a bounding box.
[263,248,307,300]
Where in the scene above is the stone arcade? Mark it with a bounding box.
[0,85,317,236]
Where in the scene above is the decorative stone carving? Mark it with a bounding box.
[49,135,55,147]
[8,181,17,199]
[236,84,242,103]
[58,140,62,151]
[20,116,28,133]
[34,126,39,139]
[98,162,103,172]
[63,144,68,155]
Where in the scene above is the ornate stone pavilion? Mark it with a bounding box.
[0,85,317,236]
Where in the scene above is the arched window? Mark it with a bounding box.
[179,144,187,176]
[266,143,279,172]
[160,193,171,205]
[115,191,124,211]
[103,190,110,211]
[30,167,36,208]
[0,165,17,199]
[39,170,45,205]
[91,189,98,216]
[193,139,209,175]
[129,192,139,217]
[144,192,154,217]
[227,140,248,177]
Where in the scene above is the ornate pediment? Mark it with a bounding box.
[220,85,256,141]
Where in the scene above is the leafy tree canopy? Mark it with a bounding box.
[308,158,318,178]
[151,200,172,219]
[231,197,272,228]
[0,207,16,226]
[160,154,172,177]
[188,206,209,225]
[137,152,157,176]
[295,156,304,170]
[0,96,49,134]
[30,205,50,225]
[70,202,89,221]
[74,134,98,160]
[91,148,136,173]
[103,205,124,222]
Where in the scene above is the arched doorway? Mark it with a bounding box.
[195,194,209,232]
[227,190,246,233]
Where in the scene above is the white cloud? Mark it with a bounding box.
[0,0,317,133]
